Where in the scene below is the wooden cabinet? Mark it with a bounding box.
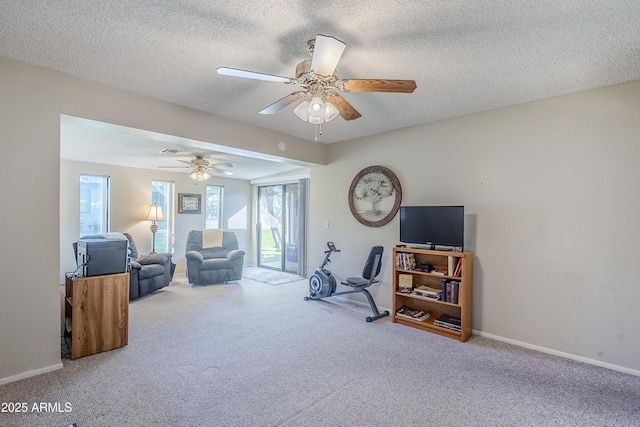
[392,248,473,342]
[64,273,129,359]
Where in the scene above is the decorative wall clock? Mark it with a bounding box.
[348,165,402,227]
[178,193,202,214]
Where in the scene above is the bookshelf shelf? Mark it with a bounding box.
[392,247,473,342]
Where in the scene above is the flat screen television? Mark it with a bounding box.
[399,206,464,250]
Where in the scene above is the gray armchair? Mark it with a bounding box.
[76,233,172,300]
[185,230,245,285]
[123,233,173,300]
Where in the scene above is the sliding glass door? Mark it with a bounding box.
[258,183,302,273]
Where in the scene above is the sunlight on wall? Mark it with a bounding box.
[228,206,247,229]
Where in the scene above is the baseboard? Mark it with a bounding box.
[0,362,64,386]
[474,330,640,377]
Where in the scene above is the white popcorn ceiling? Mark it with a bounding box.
[2,1,640,178]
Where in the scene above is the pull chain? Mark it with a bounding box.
[314,123,324,143]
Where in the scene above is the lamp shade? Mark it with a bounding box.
[294,101,310,121]
[308,97,326,119]
[144,204,165,222]
[324,102,339,122]
[295,99,339,124]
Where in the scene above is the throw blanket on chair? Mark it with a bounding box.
[202,229,223,248]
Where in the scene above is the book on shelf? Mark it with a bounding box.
[434,322,461,332]
[398,274,414,289]
[395,252,416,270]
[396,252,416,270]
[440,279,447,302]
[434,314,461,331]
[450,281,459,304]
[453,257,462,277]
[447,256,457,276]
[413,285,441,299]
[395,305,430,321]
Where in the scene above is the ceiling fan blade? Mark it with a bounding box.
[211,162,233,169]
[177,159,193,165]
[157,165,190,169]
[310,35,346,76]
[216,67,293,84]
[259,91,308,114]
[341,79,417,93]
[211,168,234,176]
[325,93,361,121]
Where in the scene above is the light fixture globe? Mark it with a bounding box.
[294,101,310,121]
[189,168,210,182]
[294,96,340,142]
[324,102,339,122]
[308,97,325,119]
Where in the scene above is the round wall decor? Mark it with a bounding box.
[348,165,402,227]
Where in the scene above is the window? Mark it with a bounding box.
[152,181,175,253]
[80,175,110,237]
[206,185,224,229]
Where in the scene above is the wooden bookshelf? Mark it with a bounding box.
[392,247,473,342]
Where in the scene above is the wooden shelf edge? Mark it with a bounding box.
[395,291,461,307]
[396,268,462,280]
[395,317,469,342]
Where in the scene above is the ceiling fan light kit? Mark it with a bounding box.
[217,34,416,142]
[158,154,233,181]
[189,168,210,182]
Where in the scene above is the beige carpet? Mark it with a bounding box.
[1,277,639,427]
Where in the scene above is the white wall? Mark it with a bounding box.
[60,160,253,281]
[309,81,640,374]
[3,50,639,383]
[0,55,324,385]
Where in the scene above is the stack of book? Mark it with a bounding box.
[434,314,461,332]
[413,285,441,300]
[395,305,430,322]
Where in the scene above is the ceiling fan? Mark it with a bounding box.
[158,154,233,181]
[217,34,417,141]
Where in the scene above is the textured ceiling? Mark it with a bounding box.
[2,1,640,176]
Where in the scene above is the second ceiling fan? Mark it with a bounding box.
[217,34,416,141]
[158,154,233,181]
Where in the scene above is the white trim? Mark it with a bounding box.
[250,173,310,185]
[0,362,64,386]
[474,330,640,377]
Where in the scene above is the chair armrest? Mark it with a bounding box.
[185,251,204,262]
[226,249,246,260]
[129,260,142,270]
[135,253,170,265]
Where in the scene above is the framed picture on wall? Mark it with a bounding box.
[178,193,202,214]
[348,165,402,227]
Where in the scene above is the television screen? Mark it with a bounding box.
[399,206,464,249]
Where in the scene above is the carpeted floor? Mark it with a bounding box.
[242,266,301,285]
[1,276,639,427]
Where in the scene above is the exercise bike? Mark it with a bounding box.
[306,241,340,298]
[305,242,389,322]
